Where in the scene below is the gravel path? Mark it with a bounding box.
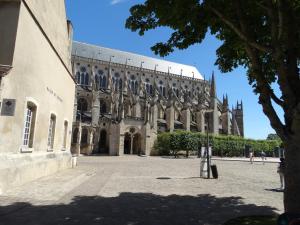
[0,156,283,225]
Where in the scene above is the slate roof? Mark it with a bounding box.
[72,41,203,79]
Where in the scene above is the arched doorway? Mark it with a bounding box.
[98,130,109,154]
[124,133,131,154]
[123,130,142,155]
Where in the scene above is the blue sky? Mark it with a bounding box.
[65,0,280,140]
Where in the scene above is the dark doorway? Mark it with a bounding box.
[124,133,131,154]
[123,132,141,155]
[98,130,109,154]
[132,133,142,155]
[81,128,88,145]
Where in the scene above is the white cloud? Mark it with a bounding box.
[110,0,127,5]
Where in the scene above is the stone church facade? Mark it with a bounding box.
[71,42,244,156]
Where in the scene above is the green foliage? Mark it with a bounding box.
[125,0,300,143]
[154,131,281,157]
[267,133,281,141]
[154,132,171,156]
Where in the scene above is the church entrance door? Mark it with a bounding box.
[132,133,141,155]
[124,133,131,154]
[98,130,109,154]
[123,131,141,155]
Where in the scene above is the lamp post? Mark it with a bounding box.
[200,107,213,178]
[206,118,210,179]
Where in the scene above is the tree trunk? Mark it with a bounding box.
[284,136,300,213]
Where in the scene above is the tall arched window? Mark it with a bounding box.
[77,67,89,86]
[112,72,122,91]
[144,78,153,95]
[158,80,166,97]
[84,73,89,85]
[129,75,138,95]
[101,76,107,89]
[95,70,107,90]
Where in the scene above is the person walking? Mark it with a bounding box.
[249,151,254,164]
[261,151,266,164]
[277,157,285,190]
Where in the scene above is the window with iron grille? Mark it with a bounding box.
[47,114,56,150]
[23,108,32,146]
[62,121,68,149]
[22,102,37,149]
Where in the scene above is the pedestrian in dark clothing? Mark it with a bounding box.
[277,157,285,190]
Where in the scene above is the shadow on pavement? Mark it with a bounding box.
[265,188,284,193]
[156,177,171,180]
[0,193,278,225]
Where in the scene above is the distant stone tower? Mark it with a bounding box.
[232,101,244,137]
[221,94,231,135]
[209,72,219,135]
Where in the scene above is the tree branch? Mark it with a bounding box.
[269,88,284,106]
[265,0,278,42]
[277,0,283,40]
[258,90,287,140]
[244,44,287,139]
[207,5,273,53]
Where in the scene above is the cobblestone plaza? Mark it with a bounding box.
[0,156,283,225]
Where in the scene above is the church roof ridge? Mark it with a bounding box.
[72,41,203,79]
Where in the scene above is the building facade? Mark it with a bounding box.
[71,42,244,156]
[0,0,75,193]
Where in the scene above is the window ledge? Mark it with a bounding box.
[20,146,33,153]
[61,148,66,151]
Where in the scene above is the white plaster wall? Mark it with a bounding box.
[0,1,75,193]
[0,2,75,153]
[23,0,71,69]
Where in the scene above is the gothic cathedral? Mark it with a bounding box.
[71,42,244,156]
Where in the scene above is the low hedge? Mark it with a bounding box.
[152,131,281,157]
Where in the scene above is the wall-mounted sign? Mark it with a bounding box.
[1,99,16,116]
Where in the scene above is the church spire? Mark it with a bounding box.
[210,71,216,98]
[222,93,229,112]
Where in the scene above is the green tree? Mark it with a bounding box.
[126,0,300,213]
[267,133,281,141]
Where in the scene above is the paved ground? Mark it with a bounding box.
[213,156,280,163]
[0,156,283,225]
